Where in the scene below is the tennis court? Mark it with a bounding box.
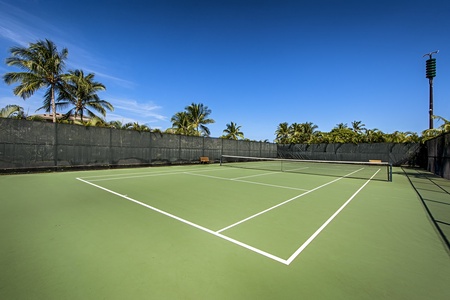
[1,160,449,299]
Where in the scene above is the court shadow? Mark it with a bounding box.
[402,167,450,251]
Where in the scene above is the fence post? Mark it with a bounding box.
[109,127,113,165]
[54,122,58,168]
[178,135,181,162]
[202,136,205,157]
[148,131,152,164]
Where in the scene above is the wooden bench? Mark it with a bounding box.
[369,160,382,163]
[200,156,209,164]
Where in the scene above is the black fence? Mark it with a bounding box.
[424,132,450,179]
[277,143,421,166]
[0,118,277,171]
[4,118,445,174]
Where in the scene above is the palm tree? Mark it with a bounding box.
[421,128,441,141]
[0,105,24,118]
[222,122,244,140]
[432,115,450,132]
[386,131,408,143]
[310,131,330,144]
[351,121,366,134]
[171,111,194,135]
[108,120,128,129]
[185,103,215,136]
[387,131,418,143]
[56,69,113,122]
[404,132,420,143]
[363,128,386,143]
[300,122,318,143]
[289,123,303,143]
[164,128,177,134]
[330,123,358,143]
[3,39,69,123]
[125,122,151,132]
[275,122,290,144]
[83,116,108,127]
[335,123,348,130]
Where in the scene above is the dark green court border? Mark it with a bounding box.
[403,167,450,251]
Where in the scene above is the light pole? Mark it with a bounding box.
[423,50,438,129]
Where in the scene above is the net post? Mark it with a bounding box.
[220,155,223,166]
[388,164,393,182]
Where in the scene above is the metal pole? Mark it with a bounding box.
[423,50,438,130]
[429,78,434,129]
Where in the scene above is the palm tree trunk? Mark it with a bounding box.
[51,85,56,123]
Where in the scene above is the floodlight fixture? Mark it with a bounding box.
[423,50,439,129]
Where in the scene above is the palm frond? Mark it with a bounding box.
[3,39,69,122]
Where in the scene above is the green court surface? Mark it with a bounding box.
[1,164,449,299]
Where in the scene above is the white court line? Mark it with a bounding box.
[216,168,364,233]
[285,169,381,264]
[233,172,281,180]
[283,167,309,172]
[84,167,229,182]
[86,171,185,182]
[79,165,225,179]
[76,177,288,265]
[184,172,309,192]
[78,168,192,179]
[76,168,378,266]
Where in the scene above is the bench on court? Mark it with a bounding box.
[200,156,209,164]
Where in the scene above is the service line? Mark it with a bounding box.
[184,171,309,192]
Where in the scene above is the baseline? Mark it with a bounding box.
[82,166,229,182]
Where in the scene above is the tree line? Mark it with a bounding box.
[275,121,420,144]
[2,39,449,143]
[275,118,450,144]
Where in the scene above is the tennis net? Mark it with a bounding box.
[220,155,393,182]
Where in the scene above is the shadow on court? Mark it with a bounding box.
[403,167,450,250]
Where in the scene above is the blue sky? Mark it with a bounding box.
[1,0,449,141]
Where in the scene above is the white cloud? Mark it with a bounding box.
[0,1,63,46]
[0,25,29,46]
[0,94,43,115]
[106,98,168,125]
[88,70,137,90]
[0,1,134,92]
